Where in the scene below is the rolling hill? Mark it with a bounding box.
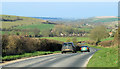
[34,16,118,27]
[1,15,118,35]
[0,15,50,29]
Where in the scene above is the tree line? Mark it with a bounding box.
[3,25,90,37]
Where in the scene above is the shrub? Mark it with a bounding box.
[72,37,77,45]
[66,38,71,42]
[86,40,96,45]
[2,35,63,56]
[2,35,8,56]
[38,39,63,51]
[99,40,113,47]
[5,35,20,55]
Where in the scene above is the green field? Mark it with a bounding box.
[14,24,54,30]
[78,28,91,31]
[40,37,89,42]
[1,24,55,35]
[1,15,57,35]
[40,37,113,42]
[1,15,47,29]
[0,31,12,34]
[87,45,118,67]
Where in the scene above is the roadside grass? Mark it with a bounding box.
[87,45,118,67]
[2,51,61,61]
[2,50,81,62]
[40,37,89,42]
[101,37,114,41]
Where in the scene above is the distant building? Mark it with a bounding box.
[69,34,72,36]
[109,32,113,37]
[60,33,64,37]
[77,34,80,36]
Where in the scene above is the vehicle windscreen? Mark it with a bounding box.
[63,43,68,46]
[81,46,88,48]
[68,43,72,46]
[63,43,73,46]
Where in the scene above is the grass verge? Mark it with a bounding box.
[2,51,61,61]
[87,45,118,67]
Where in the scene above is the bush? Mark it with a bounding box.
[66,38,71,42]
[99,40,113,47]
[39,39,63,51]
[2,35,9,55]
[86,40,113,47]
[5,35,20,55]
[2,35,63,56]
[86,40,96,45]
[72,37,77,45]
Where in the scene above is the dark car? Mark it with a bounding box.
[61,42,77,54]
[80,46,90,52]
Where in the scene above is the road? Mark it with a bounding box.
[2,47,99,67]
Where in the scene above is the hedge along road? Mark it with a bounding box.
[1,47,99,68]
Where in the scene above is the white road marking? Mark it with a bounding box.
[48,58,57,61]
[83,54,94,67]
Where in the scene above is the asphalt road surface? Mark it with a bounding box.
[2,47,99,67]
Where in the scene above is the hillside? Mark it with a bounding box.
[1,15,118,36]
[82,16,118,28]
[36,16,118,27]
[0,15,57,35]
[0,15,48,29]
[33,16,118,33]
[84,16,118,24]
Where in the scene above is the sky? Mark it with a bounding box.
[1,0,119,2]
[2,2,118,19]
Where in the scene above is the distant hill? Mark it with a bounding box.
[95,16,117,18]
[39,16,118,27]
[0,15,54,29]
[32,17,76,23]
[79,16,118,27]
[86,16,118,23]
[1,15,118,29]
[33,17,63,21]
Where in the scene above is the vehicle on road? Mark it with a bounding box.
[61,42,77,54]
[80,46,90,52]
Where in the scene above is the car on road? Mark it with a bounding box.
[61,42,77,54]
[80,46,90,52]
